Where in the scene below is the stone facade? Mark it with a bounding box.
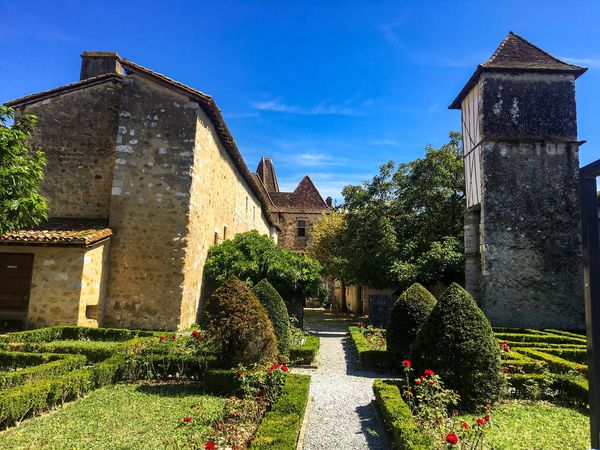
[276,211,325,253]
[451,32,586,328]
[0,242,109,328]
[5,52,278,330]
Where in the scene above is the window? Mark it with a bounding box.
[223,225,228,241]
[297,219,307,237]
[245,197,248,213]
[213,231,219,246]
[253,206,256,221]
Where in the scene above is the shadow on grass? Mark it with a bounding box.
[135,382,206,397]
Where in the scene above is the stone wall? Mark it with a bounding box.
[277,211,325,253]
[15,80,122,219]
[80,242,110,327]
[480,141,584,328]
[0,243,109,328]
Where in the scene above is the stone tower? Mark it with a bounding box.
[450,32,587,328]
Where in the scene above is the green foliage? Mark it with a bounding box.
[9,340,120,363]
[411,283,502,409]
[348,326,389,369]
[1,325,157,344]
[204,276,278,367]
[340,132,465,289]
[253,279,291,357]
[0,106,48,233]
[289,335,320,366]
[386,283,436,364]
[373,379,432,449]
[249,374,311,449]
[0,352,86,389]
[307,212,351,282]
[205,230,322,299]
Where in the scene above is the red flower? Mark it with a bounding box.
[171,335,176,341]
[420,375,425,380]
[486,405,493,411]
[477,418,486,426]
[429,380,435,385]
[461,421,470,430]
[281,365,289,372]
[415,379,422,385]
[502,345,510,352]
[446,433,458,445]
[267,364,275,373]
[182,417,192,423]
[205,442,215,450]
[235,370,243,377]
[484,414,490,422]
[503,367,509,374]
[192,330,200,338]
[160,336,166,342]
[577,366,585,374]
[291,313,296,317]
[503,340,508,345]
[402,360,411,369]
[423,369,434,377]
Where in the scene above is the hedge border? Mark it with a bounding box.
[516,348,587,375]
[508,373,588,408]
[348,326,388,370]
[289,336,320,366]
[0,352,87,389]
[373,379,431,449]
[249,374,311,449]
[494,333,585,345]
[1,326,158,344]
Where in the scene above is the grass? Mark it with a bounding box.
[289,335,320,365]
[0,382,226,450]
[459,401,589,450]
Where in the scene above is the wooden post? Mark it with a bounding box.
[580,159,600,448]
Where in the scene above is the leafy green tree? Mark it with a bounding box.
[0,106,47,234]
[253,279,291,357]
[205,230,322,300]
[341,132,465,290]
[307,212,351,282]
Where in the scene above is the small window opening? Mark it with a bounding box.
[297,219,307,237]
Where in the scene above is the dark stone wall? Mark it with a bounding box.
[480,141,584,328]
[368,294,397,328]
[481,73,577,141]
[16,80,122,218]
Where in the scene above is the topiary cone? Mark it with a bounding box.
[410,283,502,410]
[253,279,291,358]
[386,283,436,365]
[204,276,278,367]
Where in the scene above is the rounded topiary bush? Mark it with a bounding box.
[410,283,502,410]
[253,279,291,357]
[385,283,436,364]
[204,276,278,367]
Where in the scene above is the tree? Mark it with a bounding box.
[307,212,350,281]
[340,132,465,290]
[253,279,291,357]
[0,106,47,234]
[204,230,322,300]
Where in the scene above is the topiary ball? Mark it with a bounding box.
[204,276,278,367]
[410,283,502,410]
[253,279,291,357]
[386,283,436,365]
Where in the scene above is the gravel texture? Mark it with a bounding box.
[296,309,392,450]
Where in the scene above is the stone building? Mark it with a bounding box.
[451,32,586,328]
[0,51,280,330]
[254,157,331,254]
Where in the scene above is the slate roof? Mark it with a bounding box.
[449,32,587,109]
[0,218,112,246]
[256,157,280,193]
[269,176,329,211]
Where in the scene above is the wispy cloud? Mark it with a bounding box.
[560,56,600,67]
[251,99,361,116]
[370,138,401,146]
[223,111,259,119]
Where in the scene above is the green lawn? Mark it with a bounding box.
[0,383,226,450]
[461,401,589,450]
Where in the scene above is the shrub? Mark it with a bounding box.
[253,279,291,357]
[385,283,436,365]
[348,326,388,369]
[289,335,319,366]
[411,283,502,409]
[204,276,278,367]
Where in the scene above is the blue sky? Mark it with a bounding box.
[1,0,599,203]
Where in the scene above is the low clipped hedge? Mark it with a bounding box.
[348,326,388,369]
[249,374,311,449]
[1,326,156,343]
[289,336,320,366]
[494,332,584,345]
[373,379,431,449]
[0,352,86,389]
[508,373,589,408]
[516,348,587,375]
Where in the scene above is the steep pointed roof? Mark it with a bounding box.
[269,175,329,211]
[256,157,280,193]
[449,32,587,109]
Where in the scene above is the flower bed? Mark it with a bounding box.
[289,335,320,366]
[348,325,388,369]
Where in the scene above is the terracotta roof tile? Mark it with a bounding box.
[0,218,112,246]
[269,176,329,212]
[256,157,280,192]
[449,32,587,109]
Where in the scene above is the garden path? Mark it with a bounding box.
[295,309,393,450]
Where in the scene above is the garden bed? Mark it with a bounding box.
[348,325,388,370]
[289,335,320,366]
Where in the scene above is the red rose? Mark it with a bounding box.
[461,421,470,430]
[402,360,411,369]
[424,369,434,377]
[267,364,275,373]
[235,371,243,377]
[503,367,509,374]
[429,380,435,385]
[415,379,422,385]
[291,313,296,317]
[446,433,458,445]
[503,340,508,345]
[486,404,493,411]
[577,366,585,374]
[160,336,166,342]
[205,442,215,450]
[420,375,425,380]
[282,365,289,372]
[477,418,486,426]
[182,417,192,423]
[171,335,176,341]
[503,345,510,352]
[192,330,200,338]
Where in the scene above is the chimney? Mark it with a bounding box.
[80,51,122,80]
[326,196,333,208]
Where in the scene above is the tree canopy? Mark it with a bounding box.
[0,106,47,234]
[309,132,465,290]
[205,230,322,300]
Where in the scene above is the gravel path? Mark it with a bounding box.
[295,309,392,450]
